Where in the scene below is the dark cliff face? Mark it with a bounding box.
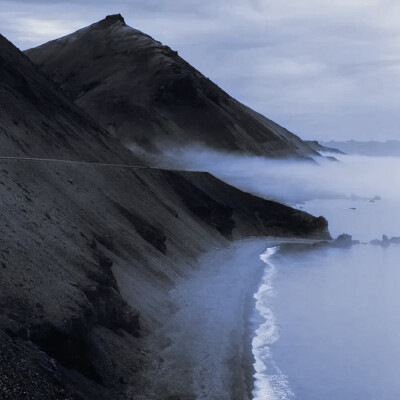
[0,31,329,400]
[25,15,319,159]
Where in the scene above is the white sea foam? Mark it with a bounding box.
[252,247,294,400]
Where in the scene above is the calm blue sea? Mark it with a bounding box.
[252,156,400,400]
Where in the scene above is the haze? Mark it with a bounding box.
[158,147,400,241]
[2,0,400,141]
[159,147,397,201]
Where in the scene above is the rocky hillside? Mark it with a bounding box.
[25,14,320,159]
[0,34,138,164]
[0,33,329,399]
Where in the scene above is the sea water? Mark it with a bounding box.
[167,150,400,399]
[260,243,400,400]
[251,156,400,400]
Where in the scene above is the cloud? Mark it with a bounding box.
[1,0,400,141]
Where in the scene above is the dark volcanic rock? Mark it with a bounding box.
[371,234,393,247]
[332,233,360,248]
[278,233,358,254]
[0,31,330,400]
[114,202,167,253]
[25,15,320,159]
[0,330,84,400]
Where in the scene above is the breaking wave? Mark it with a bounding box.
[252,247,294,400]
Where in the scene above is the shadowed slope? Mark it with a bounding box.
[0,33,141,164]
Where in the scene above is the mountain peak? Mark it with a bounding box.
[25,16,320,159]
[100,14,126,27]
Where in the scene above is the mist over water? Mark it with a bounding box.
[161,147,400,241]
[163,147,400,399]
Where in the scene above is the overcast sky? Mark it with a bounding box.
[1,0,400,141]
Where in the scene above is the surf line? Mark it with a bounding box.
[251,246,294,400]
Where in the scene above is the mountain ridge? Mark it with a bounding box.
[25,14,320,159]
[321,140,400,157]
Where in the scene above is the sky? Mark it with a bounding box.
[1,0,400,141]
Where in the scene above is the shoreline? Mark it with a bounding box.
[242,253,267,400]
[243,238,324,400]
[141,236,324,400]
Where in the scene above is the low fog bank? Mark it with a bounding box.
[152,146,400,241]
[154,146,397,204]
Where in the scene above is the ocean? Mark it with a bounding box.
[251,155,400,399]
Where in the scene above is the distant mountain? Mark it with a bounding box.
[0,31,329,399]
[25,14,319,159]
[305,140,344,155]
[321,140,400,157]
